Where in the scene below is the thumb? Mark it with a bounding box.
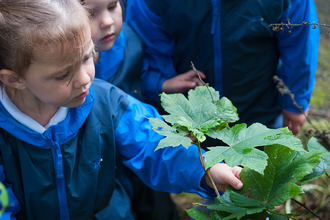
[182,81,197,89]
[231,177,243,190]
[229,166,243,190]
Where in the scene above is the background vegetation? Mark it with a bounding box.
[171,1,330,219]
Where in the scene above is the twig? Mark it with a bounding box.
[273,76,330,151]
[273,76,318,131]
[197,141,220,197]
[292,198,323,220]
[257,209,266,220]
[190,61,215,104]
[269,19,330,34]
[325,172,330,179]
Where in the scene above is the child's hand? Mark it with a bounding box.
[162,69,206,94]
[206,163,243,192]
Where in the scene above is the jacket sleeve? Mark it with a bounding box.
[0,166,20,220]
[125,0,178,101]
[114,95,217,199]
[276,0,319,113]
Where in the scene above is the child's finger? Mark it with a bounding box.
[231,166,243,189]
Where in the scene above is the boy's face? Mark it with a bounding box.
[21,29,95,108]
[85,0,123,52]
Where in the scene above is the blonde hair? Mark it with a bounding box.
[0,0,91,87]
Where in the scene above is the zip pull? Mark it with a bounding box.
[53,134,64,178]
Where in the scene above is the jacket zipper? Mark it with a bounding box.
[211,0,222,96]
[51,133,70,220]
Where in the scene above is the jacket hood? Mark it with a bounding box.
[0,87,95,148]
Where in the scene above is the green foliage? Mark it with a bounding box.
[204,124,305,174]
[300,137,330,183]
[148,85,328,220]
[149,86,238,145]
[0,182,8,216]
[186,208,210,220]
[191,145,322,220]
[238,145,322,210]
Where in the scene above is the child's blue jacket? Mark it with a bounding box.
[0,79,213,220]
[95,23,143,101]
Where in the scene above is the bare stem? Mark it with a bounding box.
[266,209,298,220]
[269,19,330,34]
[190,61,215,104]
[273,75,320,133]
[292,198,323,220]
[197,141,220,197]
[257,209,266,220]
[326,172,330,179]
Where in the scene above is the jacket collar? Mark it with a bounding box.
[0,87,95,148]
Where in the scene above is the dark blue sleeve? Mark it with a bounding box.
[114,95,217,199]
[125,0,178,101]
[0,166,20,220]
[276,0,319,112]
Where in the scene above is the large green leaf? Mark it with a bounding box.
[236,145,322,209]
[159,86,238,142]
[202,145,321,220]
[203,123,306,174]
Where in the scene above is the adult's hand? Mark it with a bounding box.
[162,69,206,94]
[282,110,308,135]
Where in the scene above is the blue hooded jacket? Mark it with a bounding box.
[0,79,214,220]
[95,23,143,101]
[125,0,319,127]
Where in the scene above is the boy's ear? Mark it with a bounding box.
[0,69,26,90]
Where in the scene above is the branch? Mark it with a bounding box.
[190,61,215,104]
[292,198,323,220]
[273,76,317,130]
[190,61,231,130]
[269,19,330,34]
[273,76,330,151]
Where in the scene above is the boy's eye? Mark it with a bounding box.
[56,71,70,81]
[108,1,118,10]
[84,52,94,63]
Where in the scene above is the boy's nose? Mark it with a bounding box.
[73,69,91,89]
[100,13,114,29]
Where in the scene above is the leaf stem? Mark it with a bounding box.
[326,172,330,179]
[257,209,266,220]
[292,198,323,220]
[197,141,220,197]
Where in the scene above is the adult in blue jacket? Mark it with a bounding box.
[125,0,320,136]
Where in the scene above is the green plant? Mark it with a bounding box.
[0,182,8,216]
[148,83,329,220]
